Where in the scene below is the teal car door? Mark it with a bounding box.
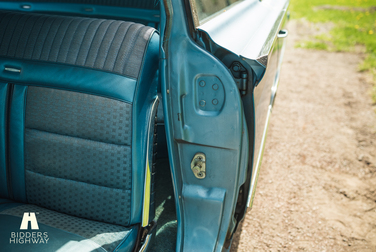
[160,0,289,251]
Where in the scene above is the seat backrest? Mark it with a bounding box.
[0,10,159,227]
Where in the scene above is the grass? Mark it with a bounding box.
[290,0,376,101]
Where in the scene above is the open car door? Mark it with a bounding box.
[160,0,289,251]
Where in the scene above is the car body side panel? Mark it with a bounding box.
[248,5,289,207]
[272,12,289,108]
[248,40,279,207]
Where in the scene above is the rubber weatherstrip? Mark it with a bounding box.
[5,83,14,200]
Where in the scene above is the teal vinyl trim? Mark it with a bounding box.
[9,85,27,203]
[0,83,8,198]
[0,59,137,103]
[130,32,159,225]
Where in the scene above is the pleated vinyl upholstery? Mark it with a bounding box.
[0,11,155,79]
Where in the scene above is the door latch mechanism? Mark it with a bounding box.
[191,153,206,179]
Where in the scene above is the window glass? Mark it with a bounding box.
[191,0,244,25]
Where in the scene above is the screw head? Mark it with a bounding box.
[212,84,219,90]
[197,172,205,179]
[199,80,206,87]
[199,100,206,107]
[212,99,218,105]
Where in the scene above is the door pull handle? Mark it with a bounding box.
[277,29,288,38]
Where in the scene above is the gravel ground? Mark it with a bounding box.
[231,20,376,252]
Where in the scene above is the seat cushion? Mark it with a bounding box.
[0,203,139,252]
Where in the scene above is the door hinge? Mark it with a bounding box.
[230,61,248,96]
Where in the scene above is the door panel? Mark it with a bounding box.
[160,0,289,250]
[161,1,249,251]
